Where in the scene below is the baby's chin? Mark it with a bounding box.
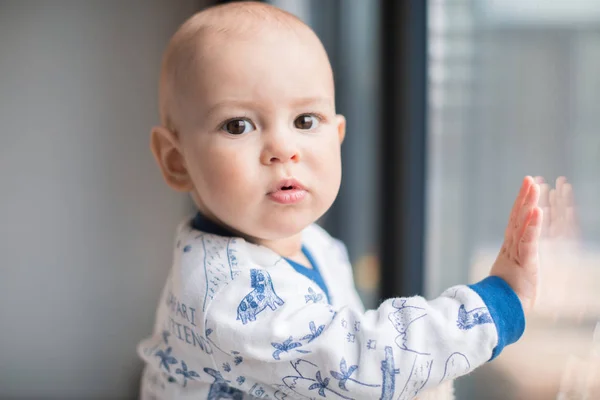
[209,197,333,242]
[247,216,315,241]
[231,207,324,242]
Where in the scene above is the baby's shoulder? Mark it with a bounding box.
[167,224,275,320]
[302,222,332,242]
[303,222,339,247]
[169,221,349,296]
[303,223,350,261]
[173,220,285,278]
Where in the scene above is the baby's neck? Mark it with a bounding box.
[254,234,304,259]
[191,211,304,259]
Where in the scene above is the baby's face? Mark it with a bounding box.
[178,29,345,241]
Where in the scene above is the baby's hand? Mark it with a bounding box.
[490,176,543,315]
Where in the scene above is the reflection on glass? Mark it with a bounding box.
[427,0,600,398]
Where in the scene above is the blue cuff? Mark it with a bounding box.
[468,276,525,361]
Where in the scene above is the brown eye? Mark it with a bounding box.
[294,114,319,130]
[223,119,254,135]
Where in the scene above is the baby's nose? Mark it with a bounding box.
[261,134,300,164]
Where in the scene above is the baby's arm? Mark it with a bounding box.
[168,176,537,400]
[205,268,522,400]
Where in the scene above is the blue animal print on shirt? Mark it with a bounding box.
[388,299,430,355]
[456,304,493,330]
[204,368,244,400]
[237,269,284,325]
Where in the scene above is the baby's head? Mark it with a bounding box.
[151,1,345,243]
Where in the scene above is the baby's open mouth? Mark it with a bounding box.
[269,178,306,193]
[267,179,307,204]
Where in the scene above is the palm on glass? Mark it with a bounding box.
[490,176,543,315]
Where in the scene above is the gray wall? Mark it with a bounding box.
[0,1,203,398]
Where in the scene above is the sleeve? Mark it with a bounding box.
[203,265,525,400]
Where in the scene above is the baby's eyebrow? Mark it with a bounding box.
[204,96,334,118]
[289,96,334,109]
[204,100,256,119]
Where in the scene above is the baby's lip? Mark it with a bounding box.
[267,178,306,193]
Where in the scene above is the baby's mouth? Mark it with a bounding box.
[267,178,308,204]
[268,178,306,194]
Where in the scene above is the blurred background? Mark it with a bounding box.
[1,0,599,398]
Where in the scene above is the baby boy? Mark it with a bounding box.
[137,2,544,399]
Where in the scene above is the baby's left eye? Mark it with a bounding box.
[294,114,320,130]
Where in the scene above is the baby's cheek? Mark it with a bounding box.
[206,157,257,200]
[202,173,249,223]
[207,166,245,196]
[307,148,341,209]
[314,144,341,181]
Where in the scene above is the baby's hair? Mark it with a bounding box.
[158,1,308,134]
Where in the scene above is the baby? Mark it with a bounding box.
[137,2,544,399]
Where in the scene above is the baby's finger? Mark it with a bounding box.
[518,207,543,266]
[516,183,540,232]
[511,183,540,260]
[506,176,535,241]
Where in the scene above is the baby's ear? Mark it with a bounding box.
[150,126,194,192]
[336,114,346,144]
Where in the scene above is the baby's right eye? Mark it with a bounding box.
[222,118,255,135]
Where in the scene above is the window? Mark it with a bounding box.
[266,0,600,396]
[427,0,600,397]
